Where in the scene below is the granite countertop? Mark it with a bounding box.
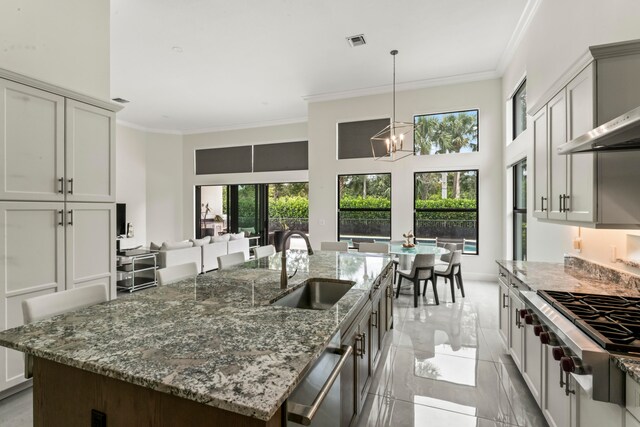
[0,250,391,421]
[497,259,640,385]
[496,259,640,297]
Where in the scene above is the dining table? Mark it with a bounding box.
[389,243,451,270]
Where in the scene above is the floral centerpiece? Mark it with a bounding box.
[402,230,415,248]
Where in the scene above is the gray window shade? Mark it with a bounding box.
[338,118,390,159]
[195,146,252,175]
[253,141,308,172]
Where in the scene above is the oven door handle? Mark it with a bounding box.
[287,345,353,426]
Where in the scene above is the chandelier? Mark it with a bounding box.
[370,50,415,161]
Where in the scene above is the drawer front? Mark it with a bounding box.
[627,374,640,422]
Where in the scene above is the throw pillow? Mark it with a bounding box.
[229,232,245,240]
[161,241,194,251]
[190,236,211,247]
[213,234,231,243]
[150,242,161,251]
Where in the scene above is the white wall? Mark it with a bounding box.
[115,125,147,249]
[181,123,308,238]
[308,79,504,279]
[502,0,640,268]
[0,0,110,99]
[146,132,184,244]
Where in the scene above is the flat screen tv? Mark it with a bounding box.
[116,203,126,236]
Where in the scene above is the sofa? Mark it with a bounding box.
[152,233,250,273]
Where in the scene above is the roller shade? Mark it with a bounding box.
[338,118,390,159]
[253,141,308,172]
[195,146,252,175]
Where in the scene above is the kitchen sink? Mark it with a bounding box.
[272,279,355,310]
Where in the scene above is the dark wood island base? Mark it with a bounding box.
[33,357,282,427]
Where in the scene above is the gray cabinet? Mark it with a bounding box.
[509,287,525,370]
[547,89,568,221]
[532,108,549,219]
[498,268,510,344]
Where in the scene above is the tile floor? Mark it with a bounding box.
[0,280,547,427]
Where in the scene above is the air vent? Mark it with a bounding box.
[112,97,130,104]
[346,34,366,47]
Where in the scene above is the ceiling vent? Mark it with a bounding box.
[112,97,130,104]
[346,34,366,47]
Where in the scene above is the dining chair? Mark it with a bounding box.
[358,242,389,254]
[22,283,109,377]
[254,244,276,259]
[437,243,458,265]
[157,262,199,285]
[217,251,247,270]
[384,240,404,284]
[434,250,464,302]
[396,254,436,307]
[320,241,349,252]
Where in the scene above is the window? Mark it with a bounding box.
[512,79,527,140]
[414,170,478,254]
[513,160,527,260]
[414,110,478,155]
[338,174,391,245]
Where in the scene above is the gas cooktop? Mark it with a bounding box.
[538,290,640,354]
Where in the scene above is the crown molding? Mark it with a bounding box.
[495,0,542,75]
[116,120,183,135]
[181,116,308,135]
[303,70,500,103]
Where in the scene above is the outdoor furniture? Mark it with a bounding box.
[157,262,199,285]
[217,251,247,270]
[434,250,464,302]
[320,241,349,252]
[254,244,276,259]
[357,242,389,254]
[396,254,436,307]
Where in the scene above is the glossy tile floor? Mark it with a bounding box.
[0,280,547,427]
[356,279,548,427]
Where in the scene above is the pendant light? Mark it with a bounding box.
[370,50,415,161]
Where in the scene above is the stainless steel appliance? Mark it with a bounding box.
[520,290,626,404]
[558,104,640,154]
[287,331,353,426]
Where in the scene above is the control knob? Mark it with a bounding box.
[539,331,558,346]
[552,347,565,361]
[533,325,545,336]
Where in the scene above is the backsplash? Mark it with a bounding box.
[564,255,640,291]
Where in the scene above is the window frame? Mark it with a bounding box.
[413,109,480,155]
[512,159,527,260]
[512,79,527,141]
[413,169,479,255]
[337,173,392,245]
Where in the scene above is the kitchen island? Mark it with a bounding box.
[0,250,393,426]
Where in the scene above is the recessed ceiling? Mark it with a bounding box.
[111,0,530,133]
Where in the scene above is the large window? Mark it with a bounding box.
[513,160,527,260]
[414,110,479,155]
[512,79,527,140]
[414,170,478,254]
[338,174,391,244]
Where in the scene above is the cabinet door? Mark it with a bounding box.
[356,308,371,413]
[627,412,640,427]
[498,278,510,345]
[566,63,597,223]
[522,321,542,405]
[65,100,115,202]
[547,89,568,220]
[65,203,115,299]
[370,293,382,371]
[0,202,65,392]
[542,345,571,427]
[0,79,65,202]
[575,376,624,427]
[340,325,358,427]
[509,291,524,370]
[532,107,549,219]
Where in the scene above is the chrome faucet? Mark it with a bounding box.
[280,230,314,289]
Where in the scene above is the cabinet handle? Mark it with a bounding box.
[58,210,64,226]
[371,311,378,328]
[68,210,73,226]
[559,363,565,388]
[499,272,506,278]
[355,333,366,359]
[361,333,366,357]
[68,178,74,194]
[58,177,64,194]
[511,281,518,288]
[564,372,575,395]
[559,195,563,213]
[541,196,547,212]
[502,293,509,308]
[515,308,522,328]
[563,195,570,212]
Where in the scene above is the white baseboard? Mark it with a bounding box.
[0,379,32,400]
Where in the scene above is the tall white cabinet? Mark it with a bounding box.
[0,72,120,394]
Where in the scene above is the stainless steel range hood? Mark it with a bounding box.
[558,105,640,154]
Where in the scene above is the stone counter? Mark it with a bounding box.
[0,250,391,421]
